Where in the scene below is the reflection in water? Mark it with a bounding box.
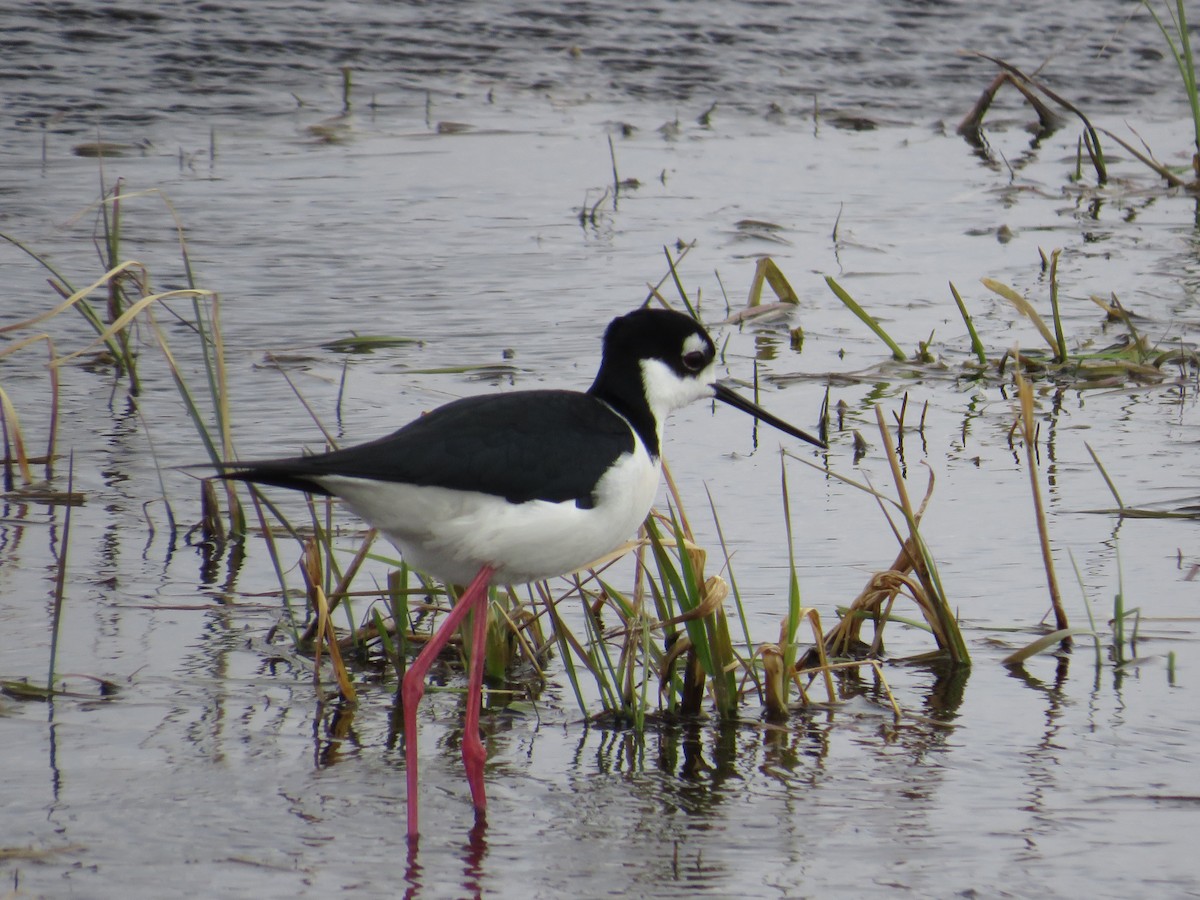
[46,698,62,802]
[402,799,489,899]
[459,819,488,900]
[923,661,970,723]
[533,665,975,892]
[2,5,1199,896]
[1006,656,1071,842]
[315,700,359,768]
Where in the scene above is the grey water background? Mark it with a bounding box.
[2,2,1200,897]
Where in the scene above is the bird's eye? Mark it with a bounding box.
[682,350,707,372]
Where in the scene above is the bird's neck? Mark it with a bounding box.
[588,364,661,459]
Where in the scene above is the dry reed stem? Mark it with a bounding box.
[1099,126,1189,188]
[304,538,357,703]
[490,598,546,676]
[758,643,788,717]
[299,528,378,644]
[968,52,1107,183]
[1015,368,1070,642]
[0,261,145,336]
[314,583,357,703]
[52,286,216,367]
[747,256,800,307]
[982,278,1059,354]
[204,294,241,522]
[875,407,967,661]
[794,607,836,704]
[0,385,33,485]
[535,578,604,682]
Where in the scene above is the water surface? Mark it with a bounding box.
[2,3,1199,898]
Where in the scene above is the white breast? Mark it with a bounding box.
[315,439,661,586]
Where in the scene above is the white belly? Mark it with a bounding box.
[315,445,661,586]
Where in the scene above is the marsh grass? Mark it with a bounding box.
[995,368,1091,666]
[959,53,1107,185]
[1014,368,1069,638]
[824,276,907,361]
[0,185,248,702]
[964,24,1200,190]
[8,186,1179,738]
[790,406,969,668]
[1,183,245,540]
[44,453,75,696]
[320,334,422,353]
[813,250,1197,391]
[1078,442,1200,520]
[0,204,974,728]
[949,282,987,367]
[1142,0,1200,175]
[758,456,836,717]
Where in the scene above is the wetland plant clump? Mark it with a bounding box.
[1,183,1179,741]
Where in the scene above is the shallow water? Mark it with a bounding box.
[3,3,1200,898]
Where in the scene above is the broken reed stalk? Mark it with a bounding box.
[783,435,962,663]
[792,609,836,705]
[982,277,1059,357]
[747,257,800,307]
[0,334,63,482]
[646,512,726,716]
[968,52,1107,184]
[0,384,33,487]
[823,558,914,658]
[1014,367,1071,646]
[957,71,1061,144]
[662,245,700,320]
[1098,126,1189,188]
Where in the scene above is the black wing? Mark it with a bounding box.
[217,390,636,507]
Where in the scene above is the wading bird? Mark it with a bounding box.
[216,306,825,839]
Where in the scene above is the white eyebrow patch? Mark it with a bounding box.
[683,332,710,357]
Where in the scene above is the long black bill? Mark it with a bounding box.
[712,382,826,449]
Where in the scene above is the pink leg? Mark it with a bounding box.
[403,564,495,841]
[463,587,490,823]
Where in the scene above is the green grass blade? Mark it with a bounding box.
[1002,627,1099,666]
[825,276,906,361]
[1046,249,1067,363]
[663,246,699,320]
[949,282,987,365]
[704,484,757,665]
[47,454,74,692]
[1084,442,1125,510]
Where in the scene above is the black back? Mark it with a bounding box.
[220,390,636,508]
[220,307,715,506]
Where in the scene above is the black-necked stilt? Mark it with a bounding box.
[216,306,824,839]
